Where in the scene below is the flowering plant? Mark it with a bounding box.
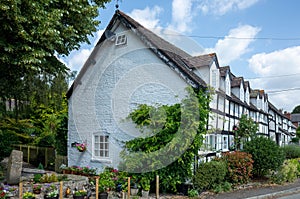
[0,187,7,199]
[44,184,59,197]
[73,189,87,196]
[33,184,42,192]
[76,143,87,152]
[23,192,35,199]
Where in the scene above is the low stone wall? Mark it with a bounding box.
[7,174,89,199]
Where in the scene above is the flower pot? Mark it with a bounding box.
[33,189,41,194]
[98,192,108,199]
[130,188,139,196]
[142,190,149,198]
[44,195,59,199]
[73,196,85,199]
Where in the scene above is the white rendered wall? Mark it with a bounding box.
[68,23,189,170]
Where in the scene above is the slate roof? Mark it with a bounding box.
[67,10,210,98]
[182,53,217,69]
[219,66,230,77]
[291,114,300,122]
[231,77,244,88]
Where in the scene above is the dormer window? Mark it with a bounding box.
[211,69,219,89]
[115,34,127,46]
[245,88,249,104]
[225,74,231,96]
[240,84,244,101]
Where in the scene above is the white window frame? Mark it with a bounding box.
[115,34,127,46]
[92,133,110,162]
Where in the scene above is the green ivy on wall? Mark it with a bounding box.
[119,87,211,192]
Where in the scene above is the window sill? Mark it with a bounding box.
[91,158,112,164]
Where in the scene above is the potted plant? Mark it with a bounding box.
[33,184,42,194]
[98,168,115,199]
[76,143,87,152]
[73,190,87,199]
[140,177,150,198]
[0,187,8,199]
[23,192,36,199]
[44,184,59,199]
[130,176,139,196]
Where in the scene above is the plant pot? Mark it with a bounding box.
[33,189,41,194]
[142,190,149,198]
[130,188,139,196]
[98,192,108,199]
[44,195,59,199]
[73,196,85,199]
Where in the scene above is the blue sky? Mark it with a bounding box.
[62,0,300,112]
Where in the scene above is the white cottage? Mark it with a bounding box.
[66,10,209,170]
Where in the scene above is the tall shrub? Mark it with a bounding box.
[193,160,227,191]
[243,137,285,177]
[282,144,300,159]
[221,151,253,184]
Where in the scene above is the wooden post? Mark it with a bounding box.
[127,177,131,199]
[45,147,48,167]
[27,146,30,163]
[156,175,159,199]
[96,177,99,199]
[59,181,63,199]
[19,182,23,199]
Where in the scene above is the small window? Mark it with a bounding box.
[115,34,127,46]
[94,135,109,158]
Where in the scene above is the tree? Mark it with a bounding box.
[292,105,300,114]
[0,0,111,119]
[243,137,285,177]
[233,114,259,150]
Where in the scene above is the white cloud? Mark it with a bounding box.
[129,6,163,30]
[198,0,260,16]
[66,29,104,71]
[205,25,261,66]
[168,0,194,33]
[248,46,300,111]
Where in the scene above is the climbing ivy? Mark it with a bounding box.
[119,87,211,192]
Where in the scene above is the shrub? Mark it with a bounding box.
[221,151,253,184]
[193,160,227,191]
[270,159,299,184]
[282,144,300,159]
[243,137,285,177]
[187,189,198,197]
[213,181,232,193]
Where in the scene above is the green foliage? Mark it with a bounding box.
[120,87,211,192]
[193,160,227,191]
[233,114,258,150]
[39,173,58,183]
[187,188,198,197]
[98,167,117,193]
[292,105,300,114]
[0,129,19,161]
[283,144,300,159]
[270,159,299,184]
[213,181,232,193]
[243,137,285,177]
[221,151,253,184]
[33,174,42,183]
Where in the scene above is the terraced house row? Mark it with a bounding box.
[198,54,297,157]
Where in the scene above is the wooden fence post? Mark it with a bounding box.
[156,175,159,199]
[19,182,23,199]
[59,181,63,199]
[96,177,99,199]
[127,177,131,199]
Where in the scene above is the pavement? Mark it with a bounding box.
[207,179,300,199]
